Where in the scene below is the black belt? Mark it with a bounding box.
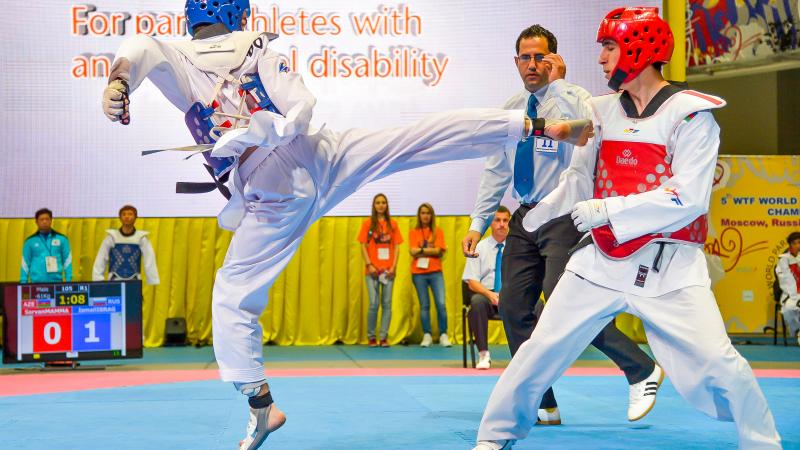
[175,164,232,200]
[568,235,668,272]
[519,201,539,209]
[569,234,594,255]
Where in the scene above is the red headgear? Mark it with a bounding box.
[597,7,674,90]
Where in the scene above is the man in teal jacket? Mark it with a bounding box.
[20,208,72,283]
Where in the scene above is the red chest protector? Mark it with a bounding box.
[790,262,800,291]
[588,89,724,259]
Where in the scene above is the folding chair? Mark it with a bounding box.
[461,281,502,368]
[763,273,787,346]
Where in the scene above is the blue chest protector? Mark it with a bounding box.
[184,73,283,178]
[110,243,142,280]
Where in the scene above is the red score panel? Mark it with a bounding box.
[32,315,73,353]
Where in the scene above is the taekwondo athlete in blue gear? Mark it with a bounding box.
[92,205,160,285]
[102,1,593,448]
[20,209,72,283]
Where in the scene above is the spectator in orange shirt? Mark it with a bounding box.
[358,193,404,347]
[409,203,450,348]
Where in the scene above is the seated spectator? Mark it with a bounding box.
[409,203,449,347]
[776,231,800,345]
[462,206,510,369]
[358,194,403,348]
[20,208,72,283]
[92,205,160,284]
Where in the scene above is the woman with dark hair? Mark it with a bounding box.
[409,203,450,347]
[358,194,403,347]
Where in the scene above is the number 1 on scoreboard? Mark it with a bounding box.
[72,314,111,351]
[84,321,101,343]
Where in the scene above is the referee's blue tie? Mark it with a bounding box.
[513,94,538,198]
[494,243,504,292]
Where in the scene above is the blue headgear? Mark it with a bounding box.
[185,0,251,37]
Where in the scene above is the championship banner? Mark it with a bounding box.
[707,155,800,333]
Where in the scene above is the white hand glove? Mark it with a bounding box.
[102,79,129,124]
[570,199,609,232]
[522,203,553,233]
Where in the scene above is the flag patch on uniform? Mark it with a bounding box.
[683,112,697,122]
[664,187,683,206]
[278,61,290,73]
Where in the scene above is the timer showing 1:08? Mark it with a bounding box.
[57,293,88,306]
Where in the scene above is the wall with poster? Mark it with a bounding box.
[0,0,658,218]
[706,155,800,332]
[687,0,799,69]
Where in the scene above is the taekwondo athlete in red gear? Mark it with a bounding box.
[776,231,800,345]
[100,1,593,448]
[474,7,781,450]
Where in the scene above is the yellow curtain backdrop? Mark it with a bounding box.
[0,216,648,348]
[662,0,686,83]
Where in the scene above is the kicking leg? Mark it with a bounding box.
[314,108,527,215]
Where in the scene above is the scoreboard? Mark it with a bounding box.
[2,281,143,363]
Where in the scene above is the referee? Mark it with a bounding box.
[462,25,659,424]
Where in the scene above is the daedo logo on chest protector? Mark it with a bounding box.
[616,149,638,167]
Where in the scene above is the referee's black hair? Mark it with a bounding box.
[516,25,557,54]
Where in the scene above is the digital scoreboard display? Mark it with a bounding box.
[2,281,143,363]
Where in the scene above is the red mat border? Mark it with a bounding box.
[1,367,798,397]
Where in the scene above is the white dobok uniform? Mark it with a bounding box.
[477,89,781,449]
[776,251,800,338]
[92,229,159,284]
[111,31,527,384]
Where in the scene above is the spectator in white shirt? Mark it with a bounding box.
[776,231,800,345]
[463,206,511,369]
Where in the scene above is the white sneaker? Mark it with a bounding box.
[536,407,561,425]
[476,352,491,370]
[420,333,432,347]
[472,440,515,450]
[628,364,664,421]
[439,333,451,347]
